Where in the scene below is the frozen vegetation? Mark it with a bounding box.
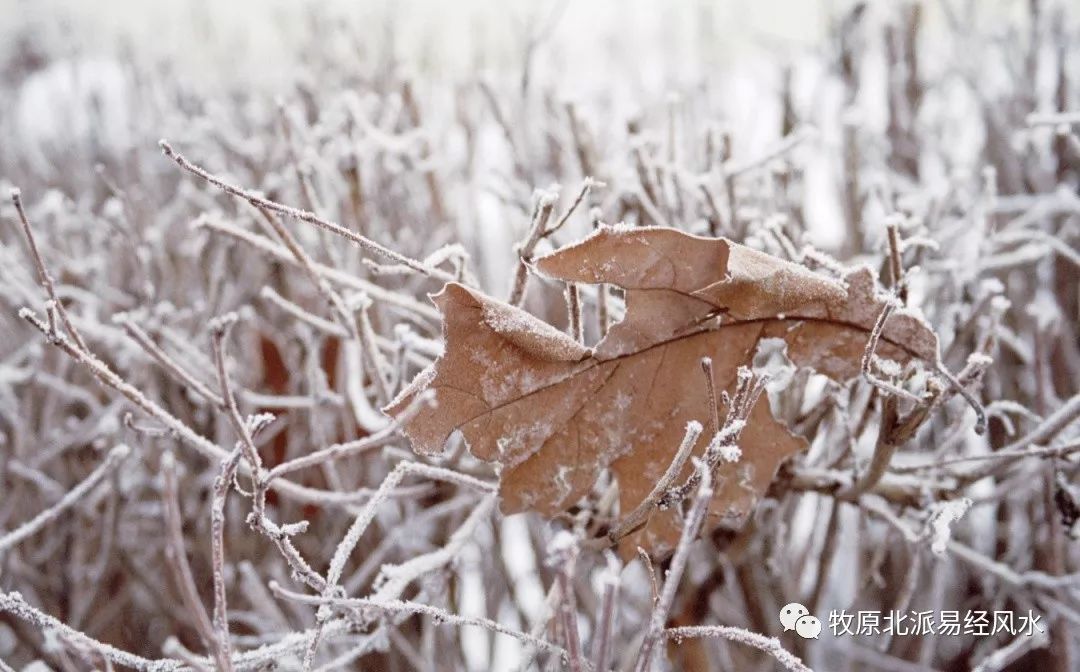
[0,1,1078,671]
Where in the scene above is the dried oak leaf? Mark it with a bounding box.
[386,227,938,555]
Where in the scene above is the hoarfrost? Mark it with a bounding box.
[929,498,973,556]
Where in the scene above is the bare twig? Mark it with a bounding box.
[958,394,1080,483]
[590,553,621,672]
[700,357,720,438]
[544,177,601,239]
[209,448,243,672]
[634,461,713,672]
[160,141,455,283]
[664,626,811,672]
[209,315,264,508]
[566,283,583,343]
[0,591,186,672]
[19,307,371,510]
[270,583,566,656]
[549,535,585,672]
[160,451,222,667]
[508,190,558,306]
[10,188,90,353]
[599,421,702,546]
[266,390,434,483]
[0,445,129,555]
[197,216,439,321]
[322,460,496,604]
[118,316,225,407]
[971,629,1050,672]
[860,302,922,404]
[659,367,766,508]
[885,218,907,304]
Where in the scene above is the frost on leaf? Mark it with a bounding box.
[385,227,939,555]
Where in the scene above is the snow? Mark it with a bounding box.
[1026,291,1061,332]
[929,498,973,557]
[719,443,743,463]
[871,355,903,378]
[480,299,588,363]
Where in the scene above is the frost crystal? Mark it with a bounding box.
[929,498,973,556]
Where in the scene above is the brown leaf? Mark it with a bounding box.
[386,227,938,554]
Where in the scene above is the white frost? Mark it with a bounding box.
[928,498,973,556]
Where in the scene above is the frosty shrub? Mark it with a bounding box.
[0,2,1078,671]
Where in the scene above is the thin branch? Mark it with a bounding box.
[544,177,601,239]
[265,390,434,482]
[598,421,702,547]
[590,553,620,672]
[958,394,1080,483]
[723,126,815,178]
[659,367,765,508]
[700,357,720,439]
[634,461,713,672]
[371,495,497,602]
[259,286,348,338]
[196,215,439,321]
[160,141,455,283]
[898,438,1080,472]
[515,582,563,672]
[664,626,811,672]
[209,448,243,672]
[10,188,90,353]
[842,391,936,501]
[0,444,129,554]
[0,592,186,672]
[935,360,988,435]
[862,496,1080,594]
[551,537,584,672]
[323,460,496,598]
[117,316,225,407]
[591,208,611,338]
[860,302,922,404]
[18,307,358,509]
[270,583,566,656]
[160,451,222,667]
[886,218,907,304]
[566,283,583,343]
[1026,110,1080,126]
[971,629,1050,672]
[209,315,265,520]
[508,190,558,306]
